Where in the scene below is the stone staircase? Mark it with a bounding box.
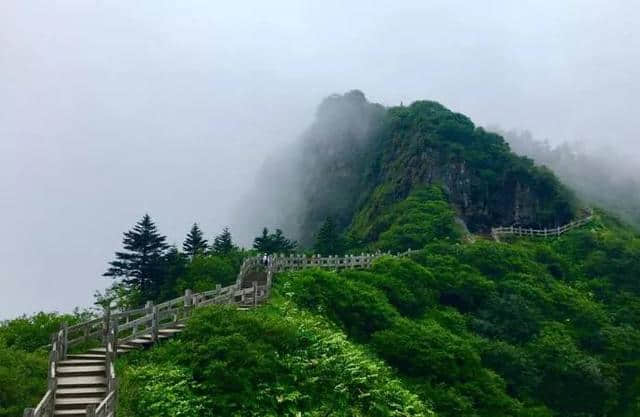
[50,325,185,417]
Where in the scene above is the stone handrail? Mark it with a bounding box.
[491,212,593,241]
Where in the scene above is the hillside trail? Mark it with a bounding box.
[23,253,386,417]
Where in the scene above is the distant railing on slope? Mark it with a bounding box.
[269,250,413,272]
[491,210,594,241]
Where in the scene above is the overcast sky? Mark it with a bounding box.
[1,1,638,319]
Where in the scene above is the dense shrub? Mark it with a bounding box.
[0,346,47,417]
[177,255,238,293]
[118,302,433,416]
[283,268,399,339]
[0,311,92,352]
[0,312,89,416]
[371,318,480,382]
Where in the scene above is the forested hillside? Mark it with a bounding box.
[3,92,639,417]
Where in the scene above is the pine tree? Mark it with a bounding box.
[314,217,346,256]
[104,214,169,300]
[253,227,297,254]
[160,246,188,300]
[272,228,297,254]
[253,227,271,253]
[212,227,236,255]
[183,223,208,257]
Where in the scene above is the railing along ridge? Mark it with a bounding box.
[491,210,594,241]
[269,249,413,272]
[25,252,402,416]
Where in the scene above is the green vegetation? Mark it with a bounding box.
[118,300,432,416]
[284,212,640,417]
[349,185,461,251]
[0,311,91,416]
[112,204,640,417]
[314,217,347,256]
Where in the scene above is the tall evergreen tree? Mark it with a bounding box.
[314,217,346,256]
[104,214,169,300]
[253,227,297,254]
[211,227,236,255]
[183,223,208,257]
[160,246,188,300]
[272,228,297,254]
[253,227,271,253]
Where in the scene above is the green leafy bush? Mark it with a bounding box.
[283,268,399,339]
[118,301,433,416]
[0,346,47,417]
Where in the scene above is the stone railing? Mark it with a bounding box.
[491,211,593,241]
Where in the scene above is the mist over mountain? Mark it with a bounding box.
[234,91,385,245]
[239,91,580,247]
[494,128,640,229]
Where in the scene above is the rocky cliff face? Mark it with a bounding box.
[239,91,577,245]
[386,146,564,232]
[300,94,577,242]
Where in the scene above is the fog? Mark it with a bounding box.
[1,1,638,319]
[493,127,640,228]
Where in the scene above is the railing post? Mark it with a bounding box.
[48,349,57,390]
[252,281,258,308]
[103,306,111,345]
[61,322,68,360]
[112,318,118,362]
[184,289,192,318]
[151,305,159,343]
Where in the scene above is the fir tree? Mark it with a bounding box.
[272,228,297,254]
[183,223,208,257]
[104,214,169,300]
[253,227,297,254]
[314,217,346,256]
[160,246,188,300]
[212,227,236,255]
[253,227,271,253]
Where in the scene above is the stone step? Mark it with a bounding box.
[118,343,139,350]
[54,409,86,417]
[56,387,107,398]
[125,338,154,346]
[58,359,104,366]
[57,376,106,388]
[57,365,105,377]
[159,328,183,334]
[139,333,169,340]
[87,347,135,355]
[55,396,102,410]
[66,354,105,360]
